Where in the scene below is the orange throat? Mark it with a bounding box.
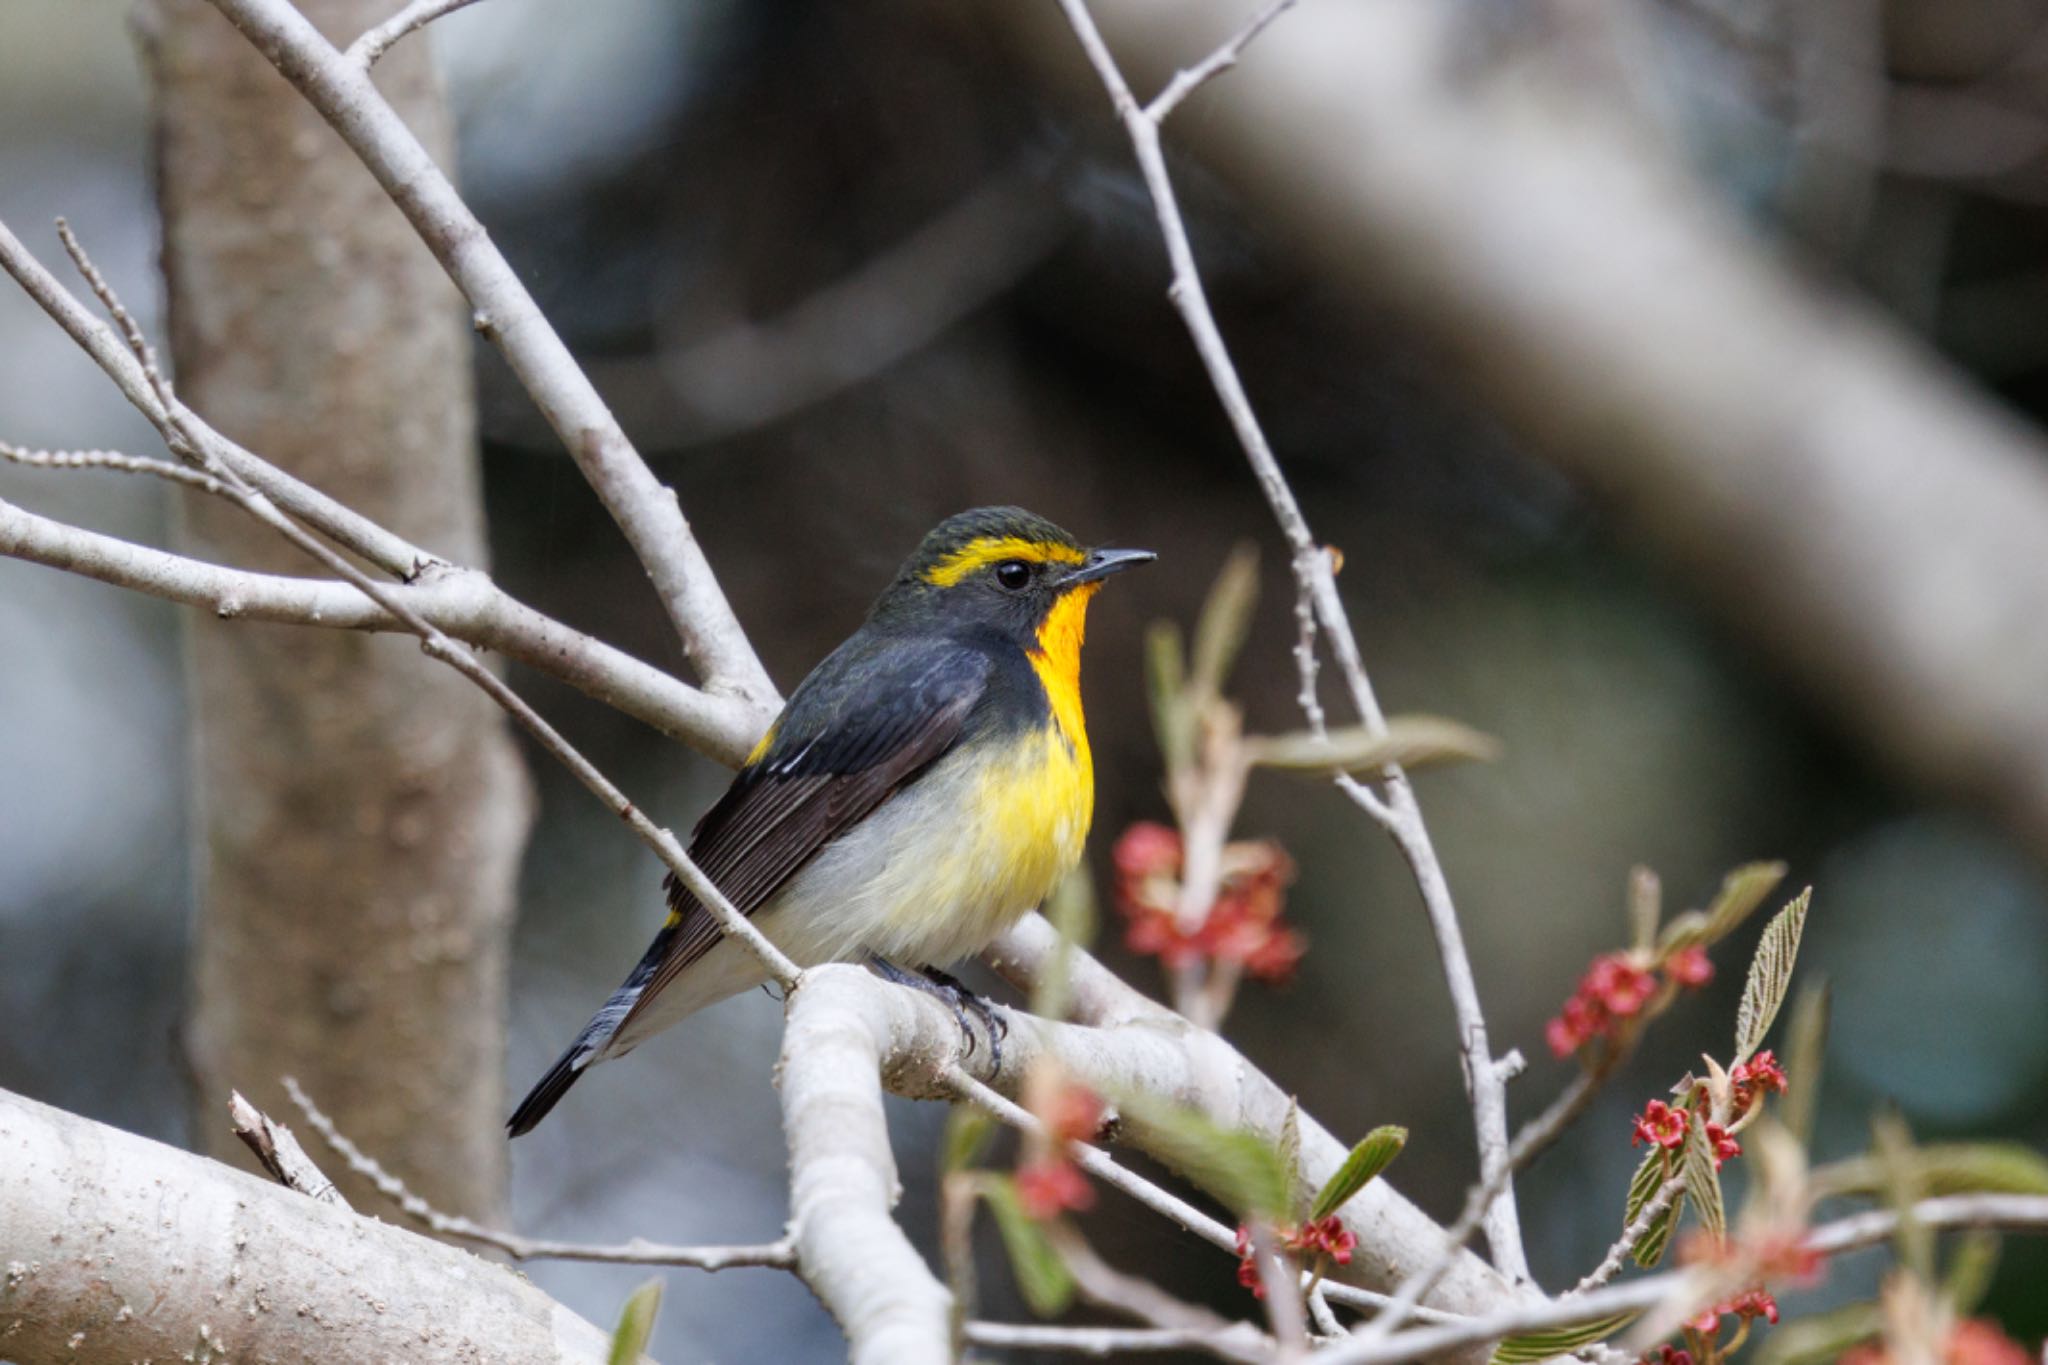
[1030,583,1098,760]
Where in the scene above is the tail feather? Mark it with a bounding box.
[508,922,678,1137]
[507,1043,587,1137]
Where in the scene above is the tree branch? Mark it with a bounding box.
[345,0,485,69]
[1047,0,1529,1284]
[202,0,778,710]
[46,218,797,987]
[0,1087,628,1365]
[283,1077,797,1270]
[0,492,763,757]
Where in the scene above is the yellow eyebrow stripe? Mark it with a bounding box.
[922,536,1084,587]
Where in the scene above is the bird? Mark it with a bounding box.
[508,505,1154,1136]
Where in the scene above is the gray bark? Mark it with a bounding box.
[0,1087,620,1365]
[142,0,532,1216]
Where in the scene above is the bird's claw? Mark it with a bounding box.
[868,957,1007,1070]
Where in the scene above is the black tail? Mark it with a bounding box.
[508,923,681,1137]
[508,1042,587,1137]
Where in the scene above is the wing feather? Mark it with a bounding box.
[616,637,989,1034]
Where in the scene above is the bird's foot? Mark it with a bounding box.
[868,956,1007,1070]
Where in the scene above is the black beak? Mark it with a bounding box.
[1060,546,1157,587]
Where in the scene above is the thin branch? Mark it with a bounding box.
[967,1321,1261,1357]
[1145,0,1299,124]
[53,218,797,987]
[205,0,779,710]
[0,494,762,753]
[229,1090,347,1207]
[2,437,223,493]
[944,1066,1464,1328]
[1569,1174,1685,1296]
[283,1078,795,1270]
[0,217,422,576]
[1047,1222,1276,1365]
[1051,0,1529,1285]
[0,215,768,762]
[345,0,485,69]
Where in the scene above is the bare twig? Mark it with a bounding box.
[205,0,778,710]
[229,1090,346,1207]
[1051,0,1529,1284]
[1145,0,1298,124]
[1570,1174,1686,1296]
[283,1077,795,1270]
[345,0,485,69]
[967,1321,1265,1357]
[52,218,796,986]
[0,494,761,753]
[2,438,223,493]
[0,217,422,576]
[1047,1223,1276,1364]
[943,1066,1463,1327]
[0,217,767,762]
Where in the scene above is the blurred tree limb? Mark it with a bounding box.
[990,0,2048,857]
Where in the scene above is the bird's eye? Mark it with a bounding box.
[994,559,1031,591]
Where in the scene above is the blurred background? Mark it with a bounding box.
[5,0,2048,1358]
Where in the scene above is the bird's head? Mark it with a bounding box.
[872,506,1154,653]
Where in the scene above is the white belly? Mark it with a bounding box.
[608,732,1091,1052]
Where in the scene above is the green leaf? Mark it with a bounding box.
[1814,1143,2048,1200]
[1278,1100,1304,1214]
[1632,1193,1683,1268]
[1489,1312,1639,1363]
[982,1178,1075,1317]
[1756,1300,1883,1365]
[1144,620,1194,775]
[1188,544,1260,702]
[1680,1110,1726,1244]
[1944,1230,2001,1315]
[942,1105,995,1173]
[1623,1147,1664,1225]
[1119,1094,1291,1220]
[1701,861,1788,944]
[1627,866,1662,952]
[1779,981,1830,1146]
[1655,909,1711,955]
[606,1278,663,1365]
[1243,716,1500,775]
[1735,888,1810,1062]
[1310,1125,1407,1222]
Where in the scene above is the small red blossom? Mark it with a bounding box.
[1233,1226,1265,1298]
[1040,1082,1105,1145]
[1687,1288,1778,1338]
[1587,953,1658,1015]
[1632,1099,1690,1150]
[1705,1121,1742,1169]
[1681,1229,1825,1284]
[1547,951,1661,1057]
[1015,1158,1094,1220]
[1642,1348,1694,1365]
[1115,829,1304,982]
[1664,945,1714,988]
[1731,1050,1789,1109]
[1113,821,1183,878]
[1284,1215,1357,1266]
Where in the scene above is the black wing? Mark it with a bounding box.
[618,632,992,1034]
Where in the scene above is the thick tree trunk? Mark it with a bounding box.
[142,0,531,1217]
